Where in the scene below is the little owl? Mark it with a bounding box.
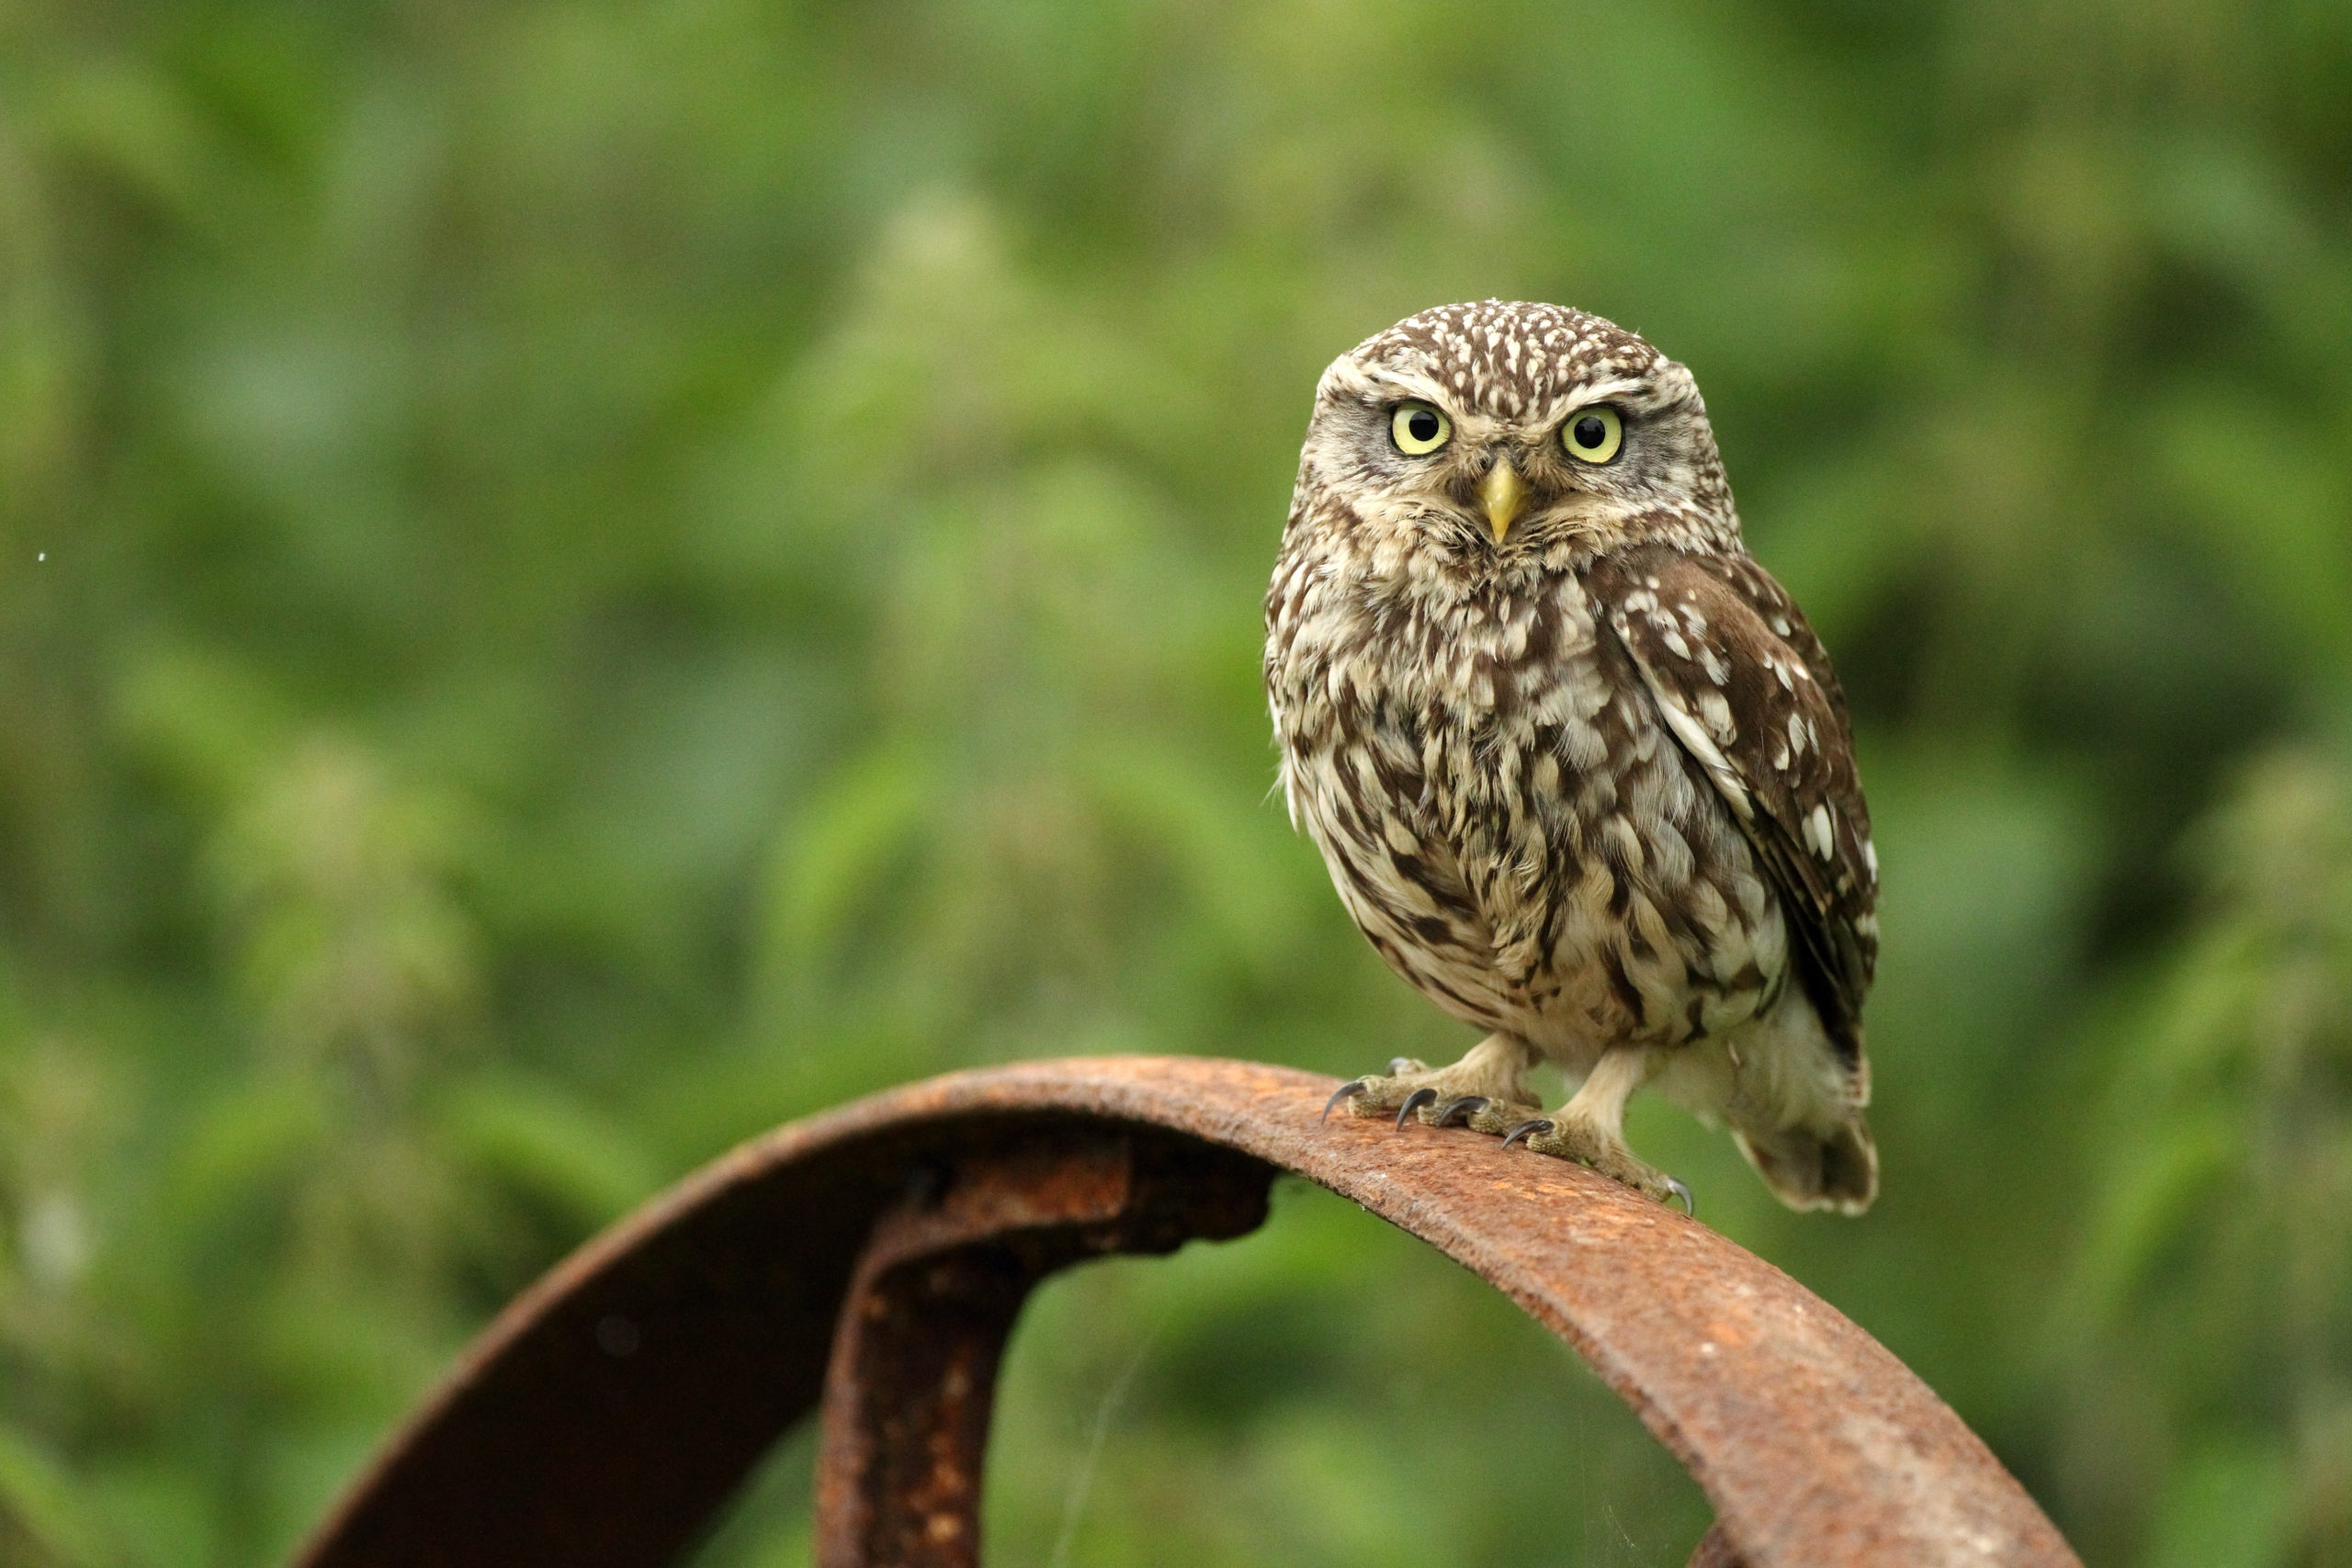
[1266,300,1878,1213]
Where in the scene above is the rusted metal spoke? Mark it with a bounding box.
[813,1134,1267,1568]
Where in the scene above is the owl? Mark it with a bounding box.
[1265,301,1878,1213]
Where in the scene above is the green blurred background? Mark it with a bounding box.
[2,1,2349,1563]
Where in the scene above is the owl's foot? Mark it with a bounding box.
[1320,1034,1542,1134]
[1487,1046,1690,1209]
[1500,1115,1693,1211]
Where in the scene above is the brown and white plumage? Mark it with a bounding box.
[1266,300,1878,1213]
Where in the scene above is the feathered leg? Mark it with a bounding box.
[1504,1047,1690,1209]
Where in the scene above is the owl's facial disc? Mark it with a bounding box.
[1480,458,1529,543]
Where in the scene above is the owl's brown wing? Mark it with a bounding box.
[1585,545,1878,1066]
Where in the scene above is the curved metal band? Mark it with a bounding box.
[289,1056,2077,1567]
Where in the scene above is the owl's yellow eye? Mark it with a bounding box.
[1390,401,1452,456]
[1561,404,1624,464]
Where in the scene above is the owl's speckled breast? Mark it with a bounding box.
[1267,549,1788,1066]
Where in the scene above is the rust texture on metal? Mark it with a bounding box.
[811,1133,1268,1568]
[1687,1522,1748,1568]
[290,1056,2079,1568]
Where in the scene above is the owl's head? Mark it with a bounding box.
[1294,301,1737,569]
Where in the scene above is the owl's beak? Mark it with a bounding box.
[1480,458,1529,544]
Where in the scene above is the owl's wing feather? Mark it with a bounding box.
[1585,545,1878,1066]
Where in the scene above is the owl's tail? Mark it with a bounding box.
[1734,1113,1878,1215]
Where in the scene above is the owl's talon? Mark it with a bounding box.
[1500,1118,1555,1150]
[1665,1177,1695,1215]
[1321,1080,1371,1122]
[1432,1095,1488,1127]
[1393,1087,1439,1129]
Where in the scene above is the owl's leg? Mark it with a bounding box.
[1323,1032,1542,1129]
[1502,1047,1690,1209]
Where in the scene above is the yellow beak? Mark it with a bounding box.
[1481,458,1529,544]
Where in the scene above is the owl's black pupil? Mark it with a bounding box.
[1574,415,1607,450]
[1408,411,1440,442]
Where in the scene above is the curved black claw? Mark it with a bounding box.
[1499,1118,1555,1151]
[1432,1095,1488,1128]
[1393,1087,1439,1130]
[1664,1177,1695,1215]
[1321,1079,1371,1123]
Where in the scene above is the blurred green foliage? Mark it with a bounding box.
[0,1,2348,1563]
